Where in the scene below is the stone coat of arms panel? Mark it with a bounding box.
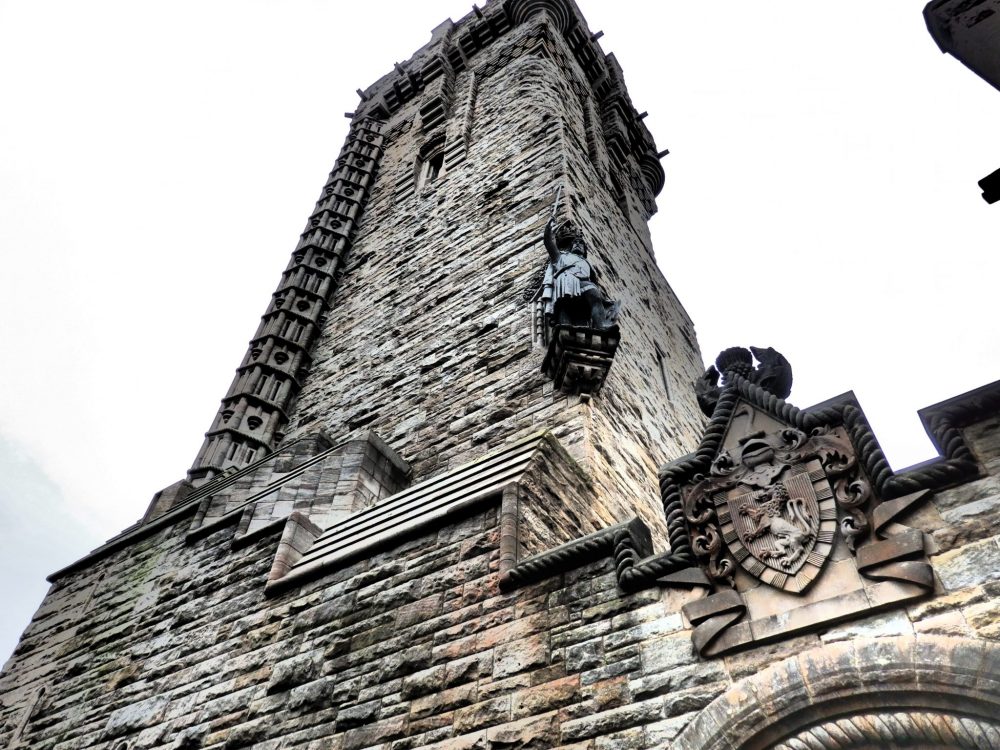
[667,384,937,658]
[714,459,836,593]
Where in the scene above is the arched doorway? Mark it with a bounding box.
[676,635,1000,750]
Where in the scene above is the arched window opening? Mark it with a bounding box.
[417,136,447,191]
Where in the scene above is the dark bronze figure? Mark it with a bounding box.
[536,187,622,395]
[540,190,620,331]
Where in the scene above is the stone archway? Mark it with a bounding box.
[676,635,1000,750]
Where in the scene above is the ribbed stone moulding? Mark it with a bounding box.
[188,119,387,484]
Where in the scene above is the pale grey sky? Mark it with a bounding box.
[1,1,997,662]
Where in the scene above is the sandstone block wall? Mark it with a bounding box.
[6,2,999,749]
[3,403,999,749]
[274,4,706,543]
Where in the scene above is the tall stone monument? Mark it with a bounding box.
[4,1,1000,748]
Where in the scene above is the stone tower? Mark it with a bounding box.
[179,0,705,541]
[5,2,1000,749]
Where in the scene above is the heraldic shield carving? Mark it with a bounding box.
[690,424,855,594]
[719,461,833,591]
[660,346,941,657]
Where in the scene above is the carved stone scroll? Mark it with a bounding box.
[856,489,935,590]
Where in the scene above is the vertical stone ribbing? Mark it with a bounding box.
[188,118,386,484]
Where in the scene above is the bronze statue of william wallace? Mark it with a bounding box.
[541,213,620,331]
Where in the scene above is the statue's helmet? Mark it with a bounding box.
[555,223,586,256]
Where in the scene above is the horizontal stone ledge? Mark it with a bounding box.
[264,486,504,597]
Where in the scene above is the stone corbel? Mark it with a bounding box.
[541,325,620,396]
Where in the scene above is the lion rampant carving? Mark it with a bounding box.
[739,483,816,569]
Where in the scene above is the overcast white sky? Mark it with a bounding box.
[1,1,997,662]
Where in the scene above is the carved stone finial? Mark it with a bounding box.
[694,346,793,417]
[715,347,754,381]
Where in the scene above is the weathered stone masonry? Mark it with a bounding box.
[4,1,1000,749]
[177,0,708,546]
[187,117,388,486]
[4,384,1000,749]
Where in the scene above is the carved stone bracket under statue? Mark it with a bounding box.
[542,324,620,395]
